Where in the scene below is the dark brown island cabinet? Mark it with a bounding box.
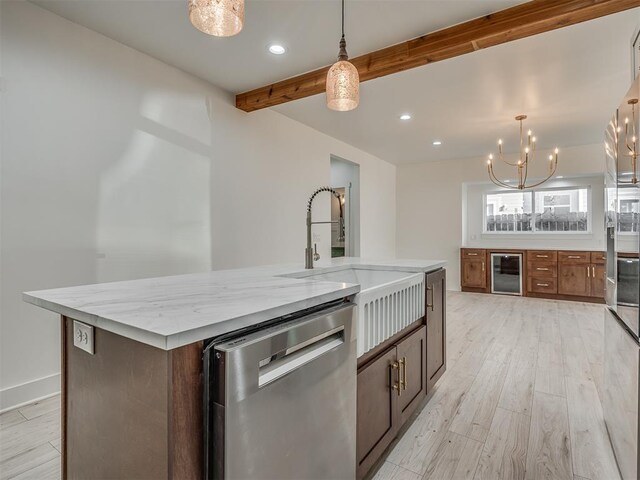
[356,268,446,479]
[460,248,605,303]
[58,268,447,480]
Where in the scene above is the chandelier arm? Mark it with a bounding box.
[498,149,521,167]
[523,161,558,190]
[498,158,522,167]
[488,164,518,189]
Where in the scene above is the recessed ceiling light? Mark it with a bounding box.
[399,114,412,120]
[268,44,286,55]
[432,140,442,146]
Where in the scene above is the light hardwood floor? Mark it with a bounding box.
[376,292,620,480]
[0,292,621,480]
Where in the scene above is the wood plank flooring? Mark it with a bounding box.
[375,292,621,480]
[0,292,621,480]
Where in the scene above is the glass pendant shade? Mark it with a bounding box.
[326,34,360,112]
[326,60,359,111]
[188,0,244,37]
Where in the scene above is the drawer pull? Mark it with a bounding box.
[537,283,549,287]
[568,255,582,259]
[467,253,478,256]
[536,267,550,271]
[536,255,549,258]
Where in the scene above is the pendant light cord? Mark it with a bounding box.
[341,0,345,38]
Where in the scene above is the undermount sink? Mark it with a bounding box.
[282,267,425,357]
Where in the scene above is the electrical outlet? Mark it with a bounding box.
[73,320,94,355]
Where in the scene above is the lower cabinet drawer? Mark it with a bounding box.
[528,277,557,294]
[558,251,590,264]
[528,263,557,278]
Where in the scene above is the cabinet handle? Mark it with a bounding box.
[537,283,549,287]
[400,357,407,391]
[587,266,590,278]
[482,262,485,272]
[536,267,549,271]
[592,266,596,277]
[568,255,582,259]
[536,254,549,258]
[426,286,434,311]
[391,361,401,397]
[467,253,478,256]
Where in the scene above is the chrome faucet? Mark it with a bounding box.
[306,186,342,269]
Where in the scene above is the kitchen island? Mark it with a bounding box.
[24,258,446,480]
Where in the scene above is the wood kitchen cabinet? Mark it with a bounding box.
[558,264,591,296]
[558,251,605,298]
[356,325,427,479]
[461,248,487,290]
[426,268,446,393]
[465,248,605,303]
[356,346,398,479]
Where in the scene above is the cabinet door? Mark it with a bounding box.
[356,347,399,479]
[426,269,447,393]
[396,326,427,424]
[590,264,606,298]
[461,259,486,288]
[558,264,591,297]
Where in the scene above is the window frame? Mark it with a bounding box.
[482,185,592,235]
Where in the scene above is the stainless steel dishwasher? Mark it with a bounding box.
[203,300,356,480]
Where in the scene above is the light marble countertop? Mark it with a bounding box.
[23,257,446,350]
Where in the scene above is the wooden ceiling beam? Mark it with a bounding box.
[235,0,640,112]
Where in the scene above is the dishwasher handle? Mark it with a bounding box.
[258,327,344,387]
[215,302,355,402]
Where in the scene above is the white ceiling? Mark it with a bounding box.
[28,1,640,164]
[31,0,525,93]
[275,10,640,163]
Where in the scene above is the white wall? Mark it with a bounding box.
[0,1,396,410]
[396,143,604,290]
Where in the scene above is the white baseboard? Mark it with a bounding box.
[0,373,61,413]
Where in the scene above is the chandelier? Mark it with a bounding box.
[487,115,559,190]
[326,0,359,112]
[188,0,244,37]
[620,98,638,184]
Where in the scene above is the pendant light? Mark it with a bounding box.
[188,0,244,37]
[326,0,359,111]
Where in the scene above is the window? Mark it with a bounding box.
[618,186,640,233]
[534,188,588,232]
[485,192,532,232]
[484,187,590,234]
